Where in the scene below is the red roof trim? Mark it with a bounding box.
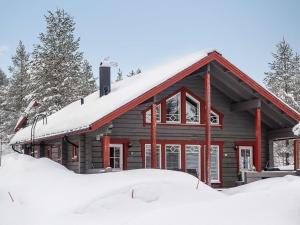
[90,51,299,132]
[212,52,300,121]
[90,53,215,130]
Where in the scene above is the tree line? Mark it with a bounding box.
[0,9,97,141]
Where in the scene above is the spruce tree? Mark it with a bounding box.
[31,9,84,114]
[264,39,300,112]
[127,70,136,77]
[116,68,123,82]
[80,59,97,97]
[0,69,9,140]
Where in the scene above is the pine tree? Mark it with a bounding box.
[264,39,300,112]
[0,69,9,140]
[127,70,136,77]
[136,68,142,74]
[31,9,84,115]
[0,68,8,86]
[116,68,123,82]
[79,60,97,97]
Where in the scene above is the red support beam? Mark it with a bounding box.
[151,104,157,168]
[102,135,110,169]
[255,108,262,172]
[294,140,299,170]
[204,66,211,185]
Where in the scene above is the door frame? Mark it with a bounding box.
[238,145,254,172]
[109,143,123,171]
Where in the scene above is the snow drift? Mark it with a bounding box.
[1,154,300,225]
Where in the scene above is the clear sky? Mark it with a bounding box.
[0,0,299,84]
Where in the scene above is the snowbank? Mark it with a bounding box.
[1,154,300,225]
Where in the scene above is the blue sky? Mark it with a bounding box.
[0,0,299,84]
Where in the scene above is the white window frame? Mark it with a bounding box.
[165,144,181,169]
[238,146,254,172]
[144,144,162,168]
[210,111,220,125]
[145,104,161,123]
[109,144,123,171]
[210,145,220,183]
[166,93,181,124]
[185,93,201,124]
[185,144,201,177]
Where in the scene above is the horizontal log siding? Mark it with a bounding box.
[87,74,270,187]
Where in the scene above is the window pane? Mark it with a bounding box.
[145,144,161,168]
[145,104,161,123]
[186,95,200,123]
[210,111,219,125]
[186,145,200,177]
[166,93,180,123]
[210,145,219,182]
[166,145,181,170]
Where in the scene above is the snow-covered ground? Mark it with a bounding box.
[1,154,300,225]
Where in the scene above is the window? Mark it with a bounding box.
[210,145,220,183]
[210,111,220,125]
[143,88,222,126]
[239,146,253,171]
[145,144,161,168]
[145,104,161,123]
[185,145,201,177]
[166,93,181,123]
[165,144,181,170]
[186,94,200,124]
[109,144,123,170]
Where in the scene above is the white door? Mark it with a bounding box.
[239,146,253,172]
[109,144,123,170]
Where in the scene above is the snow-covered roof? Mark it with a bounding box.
[10,49,213,144]
[293,122,300,136]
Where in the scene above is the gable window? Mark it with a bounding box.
[186,94,200,124]
[143,87,222,127]
[145,144,161,168]
[210,111,220,125]
[210,145,220,183]
[145,104,161,123]
[165,144,181,170]
[166,93,181,123]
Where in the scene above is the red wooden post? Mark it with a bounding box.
[102,135,110,169]
[255,108,262,172]
[294,140,299,170]
[151,104,157,168]
[204,65,211,185]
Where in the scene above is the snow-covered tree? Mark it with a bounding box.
[264,39,300,112]
[0,69,9,140]
[116,68,123,82]
[31,9,85,115]
[0,68,8,86]
[1,41,31,137]
[79,60,97,97]
[127,70,136,77]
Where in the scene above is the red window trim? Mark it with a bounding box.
[142,87,223,128]
[234,141,256,175]
[139,139,223,185]
[110,138,130,170]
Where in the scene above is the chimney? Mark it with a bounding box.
[99,60,111,97]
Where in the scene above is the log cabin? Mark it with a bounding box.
[10,50,300,187]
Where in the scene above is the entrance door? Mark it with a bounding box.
[109,144,123,170]
[239,146,254,172]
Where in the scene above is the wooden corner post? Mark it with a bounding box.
[204,64,211,185]
[255,108,262,171]
[151,103,157,168]
[102,135,110,169]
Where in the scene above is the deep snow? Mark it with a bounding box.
[1,154,300,225]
